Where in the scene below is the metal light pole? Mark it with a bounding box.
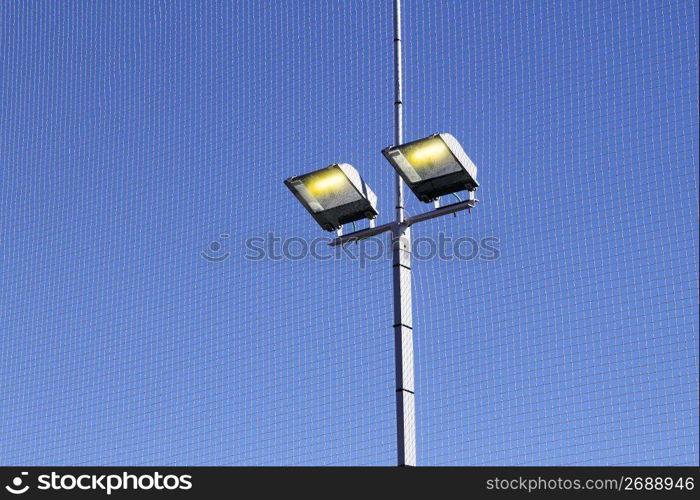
[391,0,416,467]
[327,0,478,465]
[295,0,480,468]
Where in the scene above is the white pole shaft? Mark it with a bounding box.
[392,0,416,467]
[393,0,404,223]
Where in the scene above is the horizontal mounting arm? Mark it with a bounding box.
[328,221,396,246]
[328,199,478,247]
[403,199,477,226]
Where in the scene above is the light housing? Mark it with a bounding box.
[382,133,478,202]
[284,163,378,231]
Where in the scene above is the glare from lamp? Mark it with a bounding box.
[404,136,452,169]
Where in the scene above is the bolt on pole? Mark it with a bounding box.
[392,0,416,467]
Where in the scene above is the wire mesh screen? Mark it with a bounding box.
[0,0,697,465]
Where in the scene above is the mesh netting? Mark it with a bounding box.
[0,0,697,465]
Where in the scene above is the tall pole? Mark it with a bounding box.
[392,0,416,466]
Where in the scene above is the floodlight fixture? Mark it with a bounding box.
[284,163,378,231]
[382,133,479,202]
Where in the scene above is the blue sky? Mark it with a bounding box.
[0,1,698,465]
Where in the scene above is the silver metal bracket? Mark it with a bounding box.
[329,221,395,246]
[403,198,477,226]
[329,198,478,246]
